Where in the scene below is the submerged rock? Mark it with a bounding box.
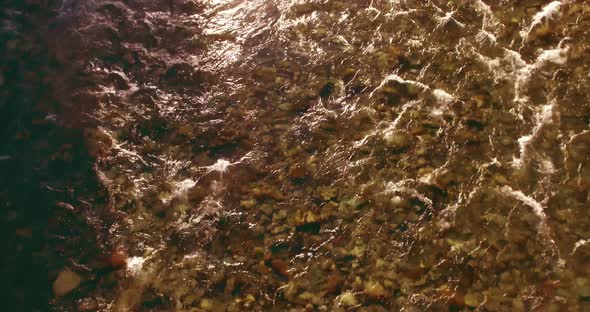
[53,269,82,297]
[384,130,411,150]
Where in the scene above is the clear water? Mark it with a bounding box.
[49,0,590,311]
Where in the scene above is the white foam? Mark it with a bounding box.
[126,256,147,280]
[372,74,429,96]
[504,48,527,68]
[537,47,569,65]
[477,30,497,44]
[205,158,232,172]
[433,89,454,104]
[435,11,465,31]
[474,51,501,75]
[171,178,198,200]
[373,72,454,119]
[377,100,416,146]
[509,45,569,104]
[110,139,149,167]
[531,1,562,28]
[444,186,482,228]
[384,180,433,208]
[473,0,499,29]
[512,103,554,168]
[572,239,590,255]
[430,89,454,118]
[539,157,556,174]
[501,186,550,236]
[162,158,236,204]
[501,188,563,270]
[522,1,563,38]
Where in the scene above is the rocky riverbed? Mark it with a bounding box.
[2,0,590,311]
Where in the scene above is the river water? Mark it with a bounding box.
[32,0,590,311]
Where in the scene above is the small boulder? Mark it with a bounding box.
[364,280,388,299]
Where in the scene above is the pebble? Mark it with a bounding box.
[108,251,128,269]
[294,209,319,225]
[240,199,256,209]
[278,102,295,111]
[53,268,82,297]
[337,292,358,306]
[200,298,214,311]
[270,259,290,278]
[463,292,479,307]
[288,164,307,178]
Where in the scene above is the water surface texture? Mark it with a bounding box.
[4,0,590,311]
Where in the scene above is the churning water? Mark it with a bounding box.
[38,0,590,311]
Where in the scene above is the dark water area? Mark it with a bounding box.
[2,0,590,311]
[1,1,110,310]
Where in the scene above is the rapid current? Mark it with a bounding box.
[2,0,590,311]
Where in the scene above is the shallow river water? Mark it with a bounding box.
[3,0,590,311]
